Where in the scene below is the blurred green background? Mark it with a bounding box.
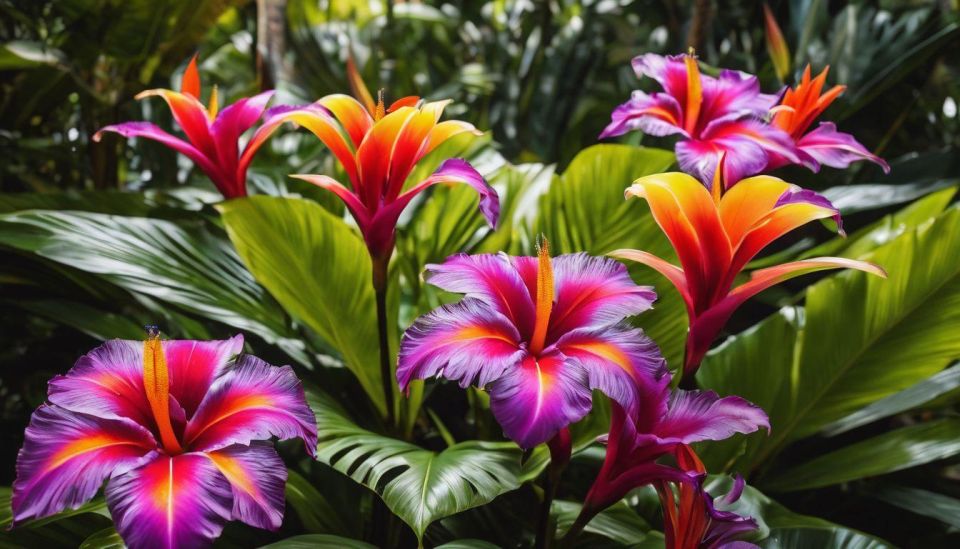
[1,1,959,547]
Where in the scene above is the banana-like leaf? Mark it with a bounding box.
[284,469,357,537]
[702,206,960,470]
[0,209,308,364]
[260,535,376,549]
[760,527,893,549]
[309,391,523,542]
[219,196,390,415]
[552,500,659,548]
[435,541,502,549]
[764,419,960,492]
[862,483,960,529]
[0,487,112,547]
[79,527,124,549]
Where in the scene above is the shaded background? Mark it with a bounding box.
[1,1,959,547]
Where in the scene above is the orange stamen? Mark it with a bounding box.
[181,54,201,100]
[684,51,703,135]
[529,237,554,355]
[143,330,183,453]
[374,89,386,121]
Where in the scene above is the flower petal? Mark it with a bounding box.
[797,122,890,173]
[397,298,525,391]
[655,390,769,444]
[208,91,275,196]
[205,442,286,531]
[356,105,418,206]
[289,174,372,233]
[488,351,593,449]
[184,355,317,454]
[599,90,685,139]
[164,335,244,417]
[385,101,449,200]
[106,452,232,549]
[547,253,657,339]
[608,249,693,316]
[677,118,798,187]
[48,340,152,427]
[553,324,669,420]
[135,89,216,157]
[317,94,374,148]
[424,253,536,338]
[423,119,482,156]
[12,405,155,524]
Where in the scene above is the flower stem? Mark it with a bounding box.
[372,252,395,430]
[558,506,596,548]
[536,428,572,549]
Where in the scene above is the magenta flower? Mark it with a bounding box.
[94,56,280,199]
[579,390,768,522]
[11,334,317,548]
[600,52,799,189]
[397,241,665,449]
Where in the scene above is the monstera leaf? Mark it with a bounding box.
[309,391,523,542]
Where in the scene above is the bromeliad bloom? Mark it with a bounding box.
[258,87,499,261]
[12,333,317,548]
[612,172,886,380]
[769,65,890,174]
[600,52,799,188]
[397,240,665,449]
[94,55,279,199]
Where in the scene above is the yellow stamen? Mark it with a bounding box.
[143,329,182,453]
[684,50,702,135]
[711,152,725,204]
[529,236,554,355]
[207,85,219,120]
[374,89,386,121]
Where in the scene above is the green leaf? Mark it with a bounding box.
[0,210,307,364]
[435,541,502,549]
[0,41,65,70]
[13,299,145,340]
[284,469,355,537]
[765,419,960,492]
[552,500,658,547]
[309,390,523,541]
[822,364,960,436]
[218,196,386,414]
[260,534,377,549]
[760,527,893,549]
[862,483,960,529]
[79,527,124,549]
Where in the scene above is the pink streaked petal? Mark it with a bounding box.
[397,298,525,391]
[93,122,227,192]
[547,253,657,340]
[47,340,151,427]
[205,442,286,531]
[135,89,217,158]
[599,90,686,139]
[290,174,372,231]
[209,91,275,193]
[678,118,798,187]
[105,452,232,549]
[553,324,669,421]
[164,335,244,418]
[797,122,890,173]
[487,352,593,449]
[12,405,155,525]
[655,390,769,444]
[632,53,692,104]
[700,69,778,122]
[424,253,536,338]
[184,355,317,454]
[608,249,693,317]
[773,186,844,234]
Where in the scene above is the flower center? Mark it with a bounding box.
[143,328,183,454]
[529,237,554,355]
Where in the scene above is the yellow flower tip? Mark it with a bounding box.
[208,85,219,120]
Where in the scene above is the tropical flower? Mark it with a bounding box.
[94,55,279,199]
[600,52,799,189]
[11,334,317,549]
[769,65,890,174]
[396,240,665,449]
[657,446,759,549]
[257,87,499,261]
[577,391,768,525]
[611,172,887,380]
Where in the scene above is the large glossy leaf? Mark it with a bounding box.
[764,419,960,492]
[863,483,960,529]
[309,390,523,542]
[219,196,387,414]
[760,527,893,549]
[0,209,307,363]
[260,535,376,549]
[552,500,660,548]
[78,528,124,549]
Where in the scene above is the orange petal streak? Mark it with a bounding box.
[529,238,554,355]
[143,336,183,453]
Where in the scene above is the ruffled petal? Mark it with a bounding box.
[655,390,769,444]
[547,253,657,340]
[397,298,525,391]
[12,405,155,524]
[599,90,685,139]
[105,452,232,549]
[164,336,244,417]
[47,340,151,427]
[184,355,317,454]
[205,442,286,531]
[209,91,275,196]
[796,122,890,173]
[487,351,593,449]
[677,118,798,187]
[424,253,536,338]
[700,69,778,121]
[553,324,669,420]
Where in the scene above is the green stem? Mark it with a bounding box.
[372,252,395,430]
[535,464,562,549]
[558,506,596,549]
